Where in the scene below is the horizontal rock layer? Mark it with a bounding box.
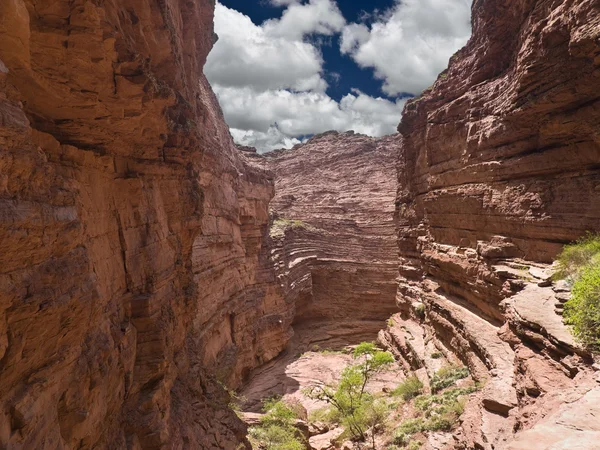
[263,131,401,343]
[0,0,289,448]
[393,0,600,448]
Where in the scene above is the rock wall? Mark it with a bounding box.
[392,0,600,448]
[0,1,289,448]
[263,131,401,347]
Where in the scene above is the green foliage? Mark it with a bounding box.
[261,398,298,427]
[392,376,424,401]
[413,303,426,319]
[430,365,469,393]
[555,234,600,279]
[248,425,304,450]
[353,342,377,357]
[388,443,421,450]
[556,234,600,350]
[216,381,246,415]
[430,352,443,359]
[269,218,312,238]
[248,398,305,450]
[410,385,476,434]
[392,429,410,445]
[407,441,422,450]
[564,263,600,349]
[305,342,395,444]
[397,418,424,435]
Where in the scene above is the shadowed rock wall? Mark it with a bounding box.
[0,1,290,448]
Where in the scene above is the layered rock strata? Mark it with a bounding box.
[0,1,290,448]
[263,131,401,347]
[391,0,600,448]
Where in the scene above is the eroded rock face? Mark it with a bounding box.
[393,0,600,448]
[0,1,288,448]
[264,131,401,345]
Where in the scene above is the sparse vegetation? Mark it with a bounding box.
[269,218,313,238]
[430,352,443,359]
[555,234,600,351]
[305,342,395,446]
[248,397,305,450]
[413,303,426,319]
[392,381,478,444]
[430,365,469,393]
[250,345,480,449]
[392,376,423,401]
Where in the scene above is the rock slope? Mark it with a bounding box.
[392,0,600,448]
[263,131,401,346]
[0,1,290,448]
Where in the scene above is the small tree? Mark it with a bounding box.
[305,342,394,445]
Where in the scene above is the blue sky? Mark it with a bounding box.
[218,0,399,102]
[205,0,472,152]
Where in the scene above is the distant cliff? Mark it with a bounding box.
[264,131,401,345]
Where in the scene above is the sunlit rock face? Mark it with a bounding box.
[263,131,402,345]
[0,1,289,448]
[392,0,600,448]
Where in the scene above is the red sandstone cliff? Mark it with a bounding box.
[0,1,289,448]
[392,0,600,448]
[264,131,401,346]
[1,0,600,448]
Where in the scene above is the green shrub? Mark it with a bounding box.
[564,263,600,349]
[554,234,600,350]
[414,394,439,411]
[392,376,424,401]
[248,425,304,450]
[397,418,424,435]
[308,406,337,424]
[269,218,313,238]
[430,365,469,393]
[430,352,443,359]
[261,398,298,427]
[412,385,472,434]
[392,429,409,446]
[555,234,600,279]
[392,431,422,449]
[248,398,305,450]
[305,342,394,443]
[423,415,454,432]
[413,303,426,319]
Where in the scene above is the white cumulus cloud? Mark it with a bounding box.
[340,0,472,95]
[263,0,346,41]
[205,0,471,152]
[213,85,405,142]
[205,2,328,93]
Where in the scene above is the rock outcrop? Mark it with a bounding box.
[392,0,600,448]
[0,1,289,448]
[264,131,401,347]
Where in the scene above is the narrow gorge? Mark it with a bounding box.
[0,0,599,449]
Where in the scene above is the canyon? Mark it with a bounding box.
[0,0,599,450]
